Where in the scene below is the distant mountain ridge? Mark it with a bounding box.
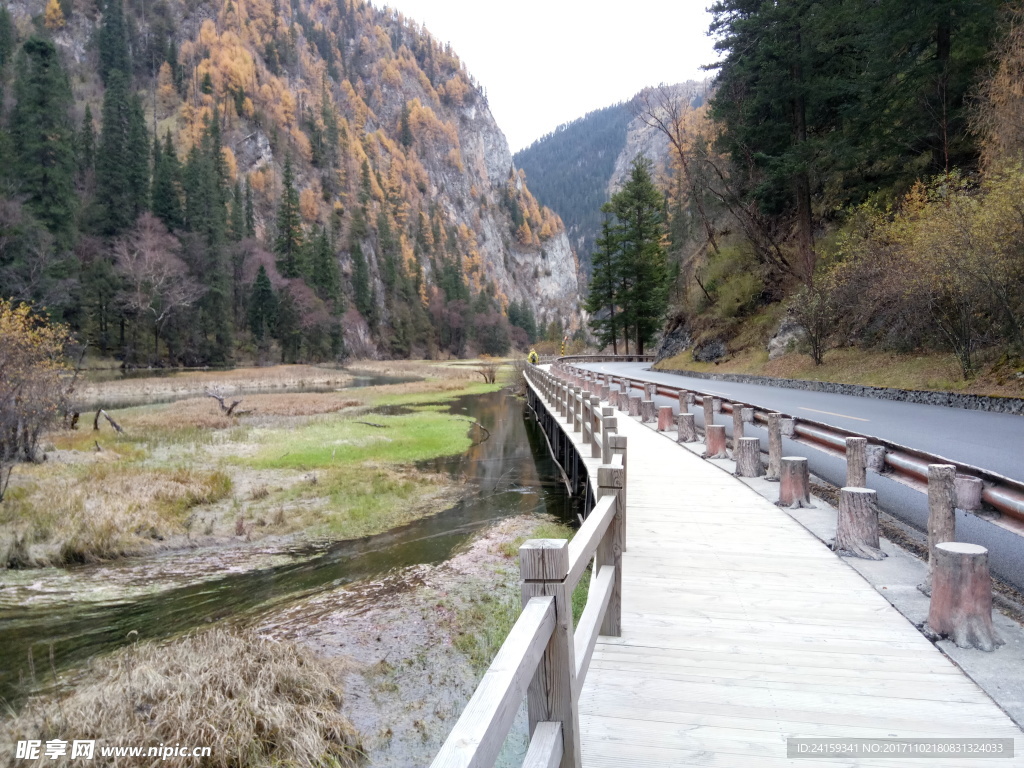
[515,81,710,276]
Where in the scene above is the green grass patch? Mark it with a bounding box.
[455,519,590,673]
[247,410,478,470]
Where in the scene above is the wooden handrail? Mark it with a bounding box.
[431,597,555,768]
[434,365,628,768]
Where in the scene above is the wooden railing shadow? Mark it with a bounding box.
[431,366,626,768]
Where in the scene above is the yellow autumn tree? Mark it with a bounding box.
[44,0,66,30]
[156,62,179,117]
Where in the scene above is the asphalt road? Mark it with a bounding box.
[579,361,1024,483]
[575,361,1024,591]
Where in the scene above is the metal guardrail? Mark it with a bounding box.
[558,357,1024,537]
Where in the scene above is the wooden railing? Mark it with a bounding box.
[431,366,626,768]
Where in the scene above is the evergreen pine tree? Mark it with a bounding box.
[229,180,245,241]
[274,155,304,277]
[610,156,668,355]
[244,178,255,237]
[248,264,277,339]
[77,105,96,180]
[351,240,373,323]
[151,131,182,230]
[10,37,76,244]
[584,205,624,352]
[310,226,340,306]
[98,0,131,85]
[399,102,413,148]
[96,69,149,234]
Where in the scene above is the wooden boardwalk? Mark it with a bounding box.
[536,374,1024,767]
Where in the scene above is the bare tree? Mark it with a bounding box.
[115,213,205,359]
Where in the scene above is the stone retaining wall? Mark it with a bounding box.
[654,367,1024,415]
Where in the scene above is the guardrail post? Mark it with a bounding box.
[732,404,744,447]
[927,542,1001,652]
[519,540,581,767]
[779,457,812,508]
[834,487,883,560]
[736,437,763,477]
[705,425,727,459]
[597,464,625,637]
[766,413,783,481]
[846,437,867,487]
[703,396,714,428]
[928,464,957,585]
[677,412,697,443]
[956,476,984,512]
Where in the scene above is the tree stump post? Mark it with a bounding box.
[616,392,628,412]
[640,400,657,423]
[928,542,1001,651]
[686,391,696,408]
[928,464,957,583]
[735,437,763,477]
[779,457,812,508]
[712,397,722,415]
[766,413,783,481]
[598,383,610,401]
[704,425,728,459]
[644,382,656,400]
[846,437,867,488]
[703,397,714,428]
[731,405,744,447]
[628,395,641,417]
[678,390,689,414]
[780,417,796,437]
[741,407,754,424]
[956,476,984,512]
[677,413,697,443]
[834,487,884,560]
[657,406,673,431]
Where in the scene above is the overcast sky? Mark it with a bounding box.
[382,1,720,152]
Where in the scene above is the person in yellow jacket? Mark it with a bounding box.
[527,348,539,365]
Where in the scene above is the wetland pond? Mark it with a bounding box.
[0,386,574,706]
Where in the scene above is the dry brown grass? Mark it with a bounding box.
[0,628,361,768]
[347,358,484,382]
[0,464,232,567]
[75,366,355,408]
[120,394,363,432]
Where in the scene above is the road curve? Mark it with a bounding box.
[579,361,1024,484]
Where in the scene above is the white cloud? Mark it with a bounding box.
[382,0,719,151]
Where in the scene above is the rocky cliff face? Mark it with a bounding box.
[6,0,580,357]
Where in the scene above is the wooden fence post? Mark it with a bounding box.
[590,396,602,457]
[678,390,689,414]
[597,464,625,637]
[581,391,593,445]
[928,464,957,585]
[602,413,617,463]
[703,396,714,428]
[573,388,583,433]
[644,382,655,400]
[705,425,727,459]
[846,437,867,488]
[677,413,697,443]
[834,487,883,560]
[519,540,581,767]
[956,476,984,512]
[928,542,1001,652]
[610,435,628,548]
[766,413,783,481]
[712,397,722,415]
[779,457,812,508]
[735,437,763,477]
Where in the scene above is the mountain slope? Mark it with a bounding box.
[514,81,708,275]
[0,0,578,362]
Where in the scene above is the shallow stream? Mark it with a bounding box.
[0,388,573,705]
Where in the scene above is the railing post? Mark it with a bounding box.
[520,540,581,768]
[573,387,582,433]
[601,412,617,463]
[580,390,592,444]
[610,435,628,549]
[590,396,602,457]
[597,463,625,637]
